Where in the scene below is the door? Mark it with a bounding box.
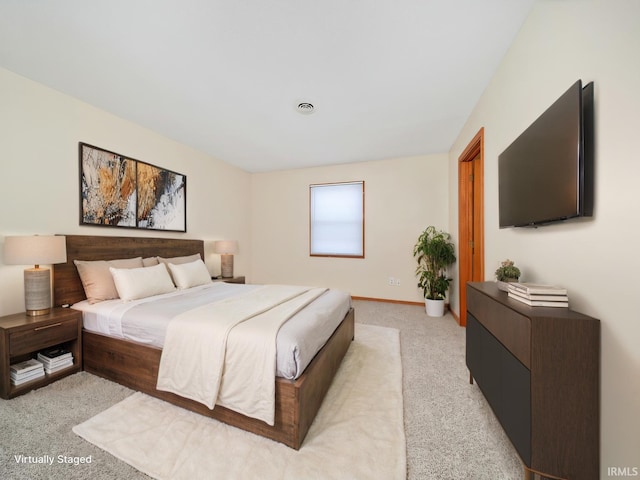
[457,128,485,326]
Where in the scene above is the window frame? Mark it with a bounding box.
[309,181,365,258]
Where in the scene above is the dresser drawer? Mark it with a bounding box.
[9,319,78,356]
[467,283,531,369]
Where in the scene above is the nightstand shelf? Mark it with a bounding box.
[0,307,83,399]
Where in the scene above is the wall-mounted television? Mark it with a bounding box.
[498,79,594,228]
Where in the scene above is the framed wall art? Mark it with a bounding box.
[79,143,187,232]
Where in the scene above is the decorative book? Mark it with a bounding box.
[10,359,45,385]
[507,287,569,302]
[37,352,72,364]
[508,292,569,308]
[43,360,74,374]
[507,283,569,307]
[10,358,43,375]
[509,282,568,295]
[39,347,71,359]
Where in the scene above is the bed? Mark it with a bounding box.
[52,234,355,449]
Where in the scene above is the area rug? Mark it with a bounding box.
[73,323,406,480]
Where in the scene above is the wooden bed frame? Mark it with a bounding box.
[53,234,354,449]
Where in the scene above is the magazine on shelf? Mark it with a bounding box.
[507,286,569,302]
[43,358,74,374]
[37,352,73,366]
[508,292,569,308]
[11,367,44,381]
[11,368,45,385]
[9,358,44,375]
[39,360,74,372]
[38,347,72,360]
[509,282,568,295]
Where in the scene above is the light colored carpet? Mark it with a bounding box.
[353,300,523,480]
[0,301,523,479]
[72,323,406,480]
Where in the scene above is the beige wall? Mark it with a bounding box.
[250,154,449,302]
[0,68,252,316]
[448,0,640,474]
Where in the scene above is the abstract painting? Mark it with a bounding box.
[137,161,186,231]
[79,143,186,232]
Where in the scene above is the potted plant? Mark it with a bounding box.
[413,226,456,317]
[495,259,521,291]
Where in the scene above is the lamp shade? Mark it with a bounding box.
[4,235,67,266]
[213,240,238,255]
[4,235,67,316]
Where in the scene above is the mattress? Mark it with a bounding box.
[72,282,351,380]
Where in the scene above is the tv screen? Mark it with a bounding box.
[498,80,594,228]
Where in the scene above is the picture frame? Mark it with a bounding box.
[79,143,186,232]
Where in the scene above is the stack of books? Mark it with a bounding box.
[10,358,45,386]
[37,347,74,374]
[507,282,569,308]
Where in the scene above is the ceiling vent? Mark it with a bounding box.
[296,102,315,115]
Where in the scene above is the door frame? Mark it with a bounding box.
[457,127,485,326]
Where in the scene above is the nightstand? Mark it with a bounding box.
[0,307,82,399]
[212,276,245,284]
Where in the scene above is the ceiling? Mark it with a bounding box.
[0,0,534,173]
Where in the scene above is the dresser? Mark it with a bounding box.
[465,282,600,480]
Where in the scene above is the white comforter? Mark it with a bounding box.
[72,283,351,379]
[156,285,328,425]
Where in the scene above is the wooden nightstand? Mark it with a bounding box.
[212,276,245,284]
[0,307,82,399]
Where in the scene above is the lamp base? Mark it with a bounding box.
[220,254,234,278]
[24,267,52,316]
[26,308,52,317]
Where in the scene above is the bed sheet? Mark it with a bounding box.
[72,282,351,379]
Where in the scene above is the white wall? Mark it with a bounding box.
[448,0,640,475]
[0,68,252,316]
[250,154,449,302]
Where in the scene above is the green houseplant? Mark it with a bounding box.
[495,259,521,291]
[413,226,456,316]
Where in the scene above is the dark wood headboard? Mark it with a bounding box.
[53,234,205,307]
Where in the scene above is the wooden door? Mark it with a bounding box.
[457,128,485,326]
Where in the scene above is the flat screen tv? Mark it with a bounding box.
[498,79,594,228]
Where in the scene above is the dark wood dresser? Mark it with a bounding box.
[466,281,600,480]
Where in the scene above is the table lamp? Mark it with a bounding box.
[213,240,238,278]
[3,235,67,316]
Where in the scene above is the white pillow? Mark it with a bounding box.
[109,263,175,301]
[167,259,212,289]
[158,253,202,283]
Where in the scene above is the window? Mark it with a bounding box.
[309,181,364,257]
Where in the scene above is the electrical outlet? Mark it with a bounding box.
[388,277,395,286]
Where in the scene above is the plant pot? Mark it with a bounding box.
[425,298,446,317]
